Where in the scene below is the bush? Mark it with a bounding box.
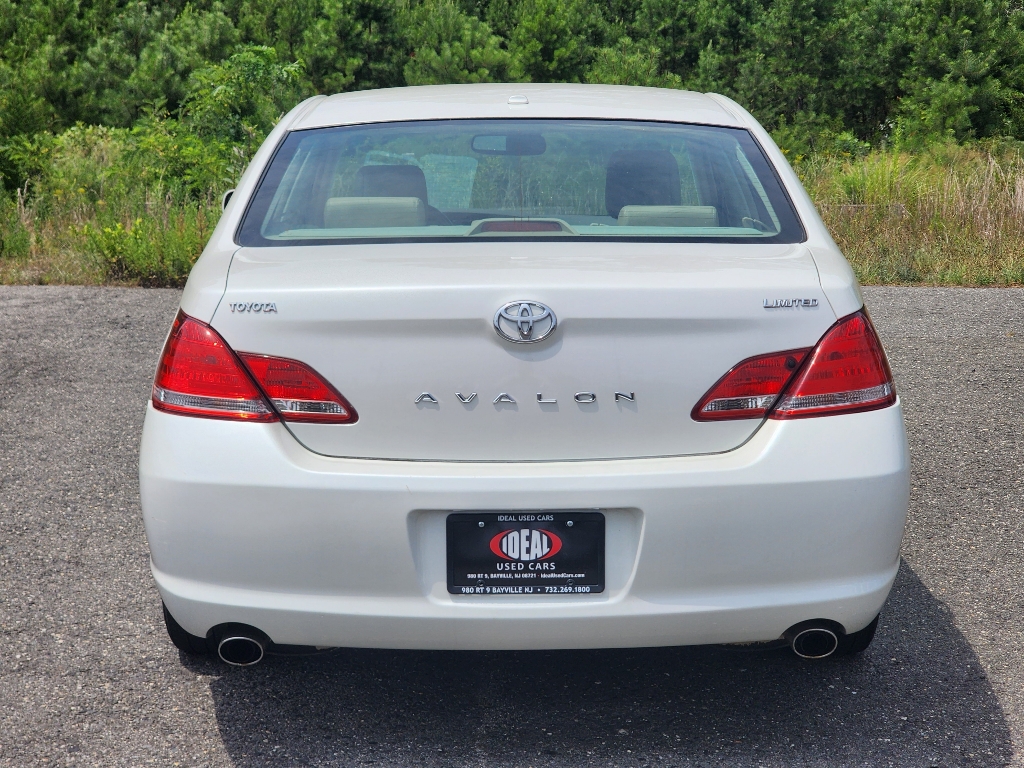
[585,37,681,87]
[0,118,226,286]
[80,203,217,287]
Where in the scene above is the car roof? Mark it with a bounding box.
[292,84,746,130]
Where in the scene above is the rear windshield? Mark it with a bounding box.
[237,119,804,245]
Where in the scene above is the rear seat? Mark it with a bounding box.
[322,163,431,228]
[605,149,720,227]
[323,197,426,228]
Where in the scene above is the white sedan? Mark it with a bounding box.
[139,84,908,666]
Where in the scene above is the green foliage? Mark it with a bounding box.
[0,196,30,260]
[126,114,239,198]
[893,0,1024,144]
[0,120,224,285]
[182,45,303,145]
[403,0,510,84]
[507,0,607,82]
[2,0,1024,151]
[771,113,871,161]
[129,6,241,116]
[586,37,681,87]
[5,0,1024,285]
[232,0,407,93]
[80,207,215,286]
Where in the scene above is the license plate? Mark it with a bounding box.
[446,511,605,595]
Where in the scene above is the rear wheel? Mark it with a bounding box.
[162,603,210,656]
[838,614,879,656]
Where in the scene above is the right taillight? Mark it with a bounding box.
[692,309,896,422]
[770,310,896,419]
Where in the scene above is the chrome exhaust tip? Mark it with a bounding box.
[790,627,840,659]
[217,634,266,666]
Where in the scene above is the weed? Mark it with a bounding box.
[801,143,1024,285]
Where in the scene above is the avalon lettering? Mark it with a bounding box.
[417,391,636,404]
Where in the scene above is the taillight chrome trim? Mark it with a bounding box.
[773,382,893,416]
[271,398,353,421]
[699,393,777,416]
[152,385,275,420]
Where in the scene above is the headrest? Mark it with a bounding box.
[617,205,719,228]
[356,165,429,204]
[605,150,681,218]
[323,197,426,229]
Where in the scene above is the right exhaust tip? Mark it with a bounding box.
[217,635,266,666]
[790,627,840,659]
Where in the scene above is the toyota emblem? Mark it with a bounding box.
[493,301,557,343]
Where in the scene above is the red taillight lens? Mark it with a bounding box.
[153,311,276,421]
[692,349,811,421]
[692,309,896,421]
[238,354,358,424]
[770,310,895,418]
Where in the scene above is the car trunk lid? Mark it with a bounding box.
[213,241,835,461]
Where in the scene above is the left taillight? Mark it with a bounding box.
[238,353,358,424]
[152,311,276,421]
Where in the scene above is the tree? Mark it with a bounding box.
[403,0,511,84]
[895,0,1024,142]
[508,0,607,82]
[181,45,302,147]
[129,6,240,116]
[585,37,681,87]
[293,0,407,93]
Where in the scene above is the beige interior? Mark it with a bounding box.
[617,205,719,228]
[323,197,426,228]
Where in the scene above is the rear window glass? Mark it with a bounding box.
[237,119,804,245]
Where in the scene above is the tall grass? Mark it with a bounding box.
[0,189,218,286]
[3,132,1024,286]
[0,123,225,286]
[800,143,1024,285]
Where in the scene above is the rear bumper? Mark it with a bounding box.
[139,402,909,650]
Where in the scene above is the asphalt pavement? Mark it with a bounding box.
[0,285,1021,767]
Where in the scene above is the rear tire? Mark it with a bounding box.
[162,603,210,656]
[839,614,879,655]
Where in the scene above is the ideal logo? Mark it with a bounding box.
[490,528,562,562]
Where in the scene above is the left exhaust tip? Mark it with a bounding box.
[213,626,269,666]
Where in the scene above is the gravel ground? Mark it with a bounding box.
[0,285,1020,767]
